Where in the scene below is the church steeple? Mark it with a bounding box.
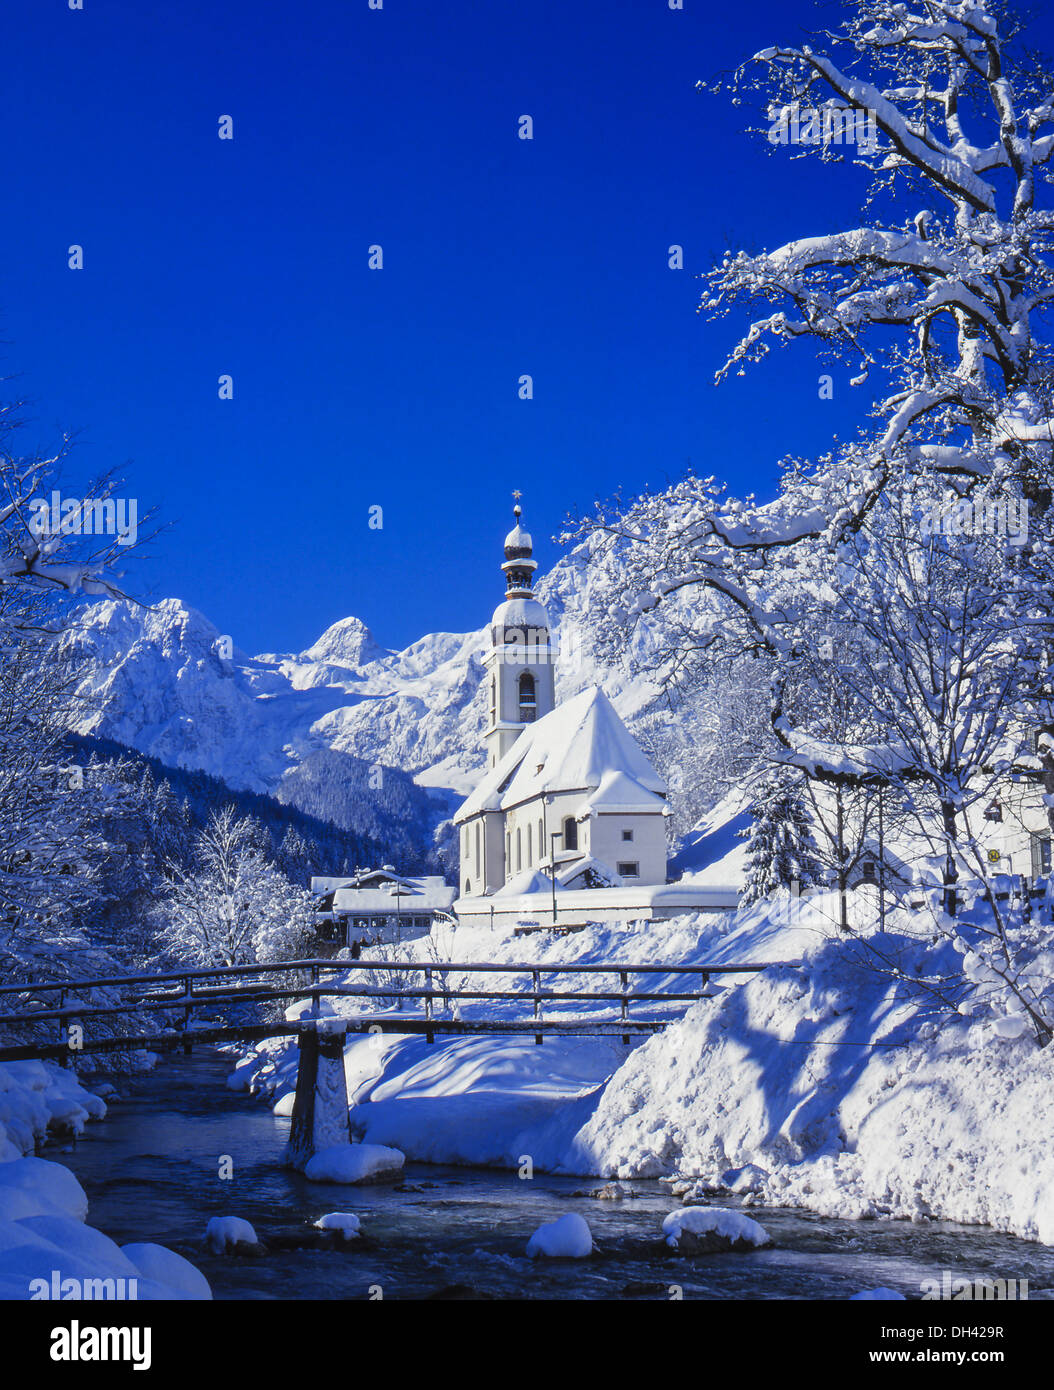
[483,495,556,767]
[502,493,537,597]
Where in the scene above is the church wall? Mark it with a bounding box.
[459,811,508,896]
[588,810,668,885]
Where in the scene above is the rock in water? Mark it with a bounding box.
[661,1207,772,1252]
[526,1213,593,1259]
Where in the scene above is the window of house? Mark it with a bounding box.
[527,822,533,866]
[563,816,578,851]
[622,829,634,842]
[617,861,640,879]
[516,827,522,872]
[1031,834,1052,878]
[984,800,1003,823]
[475,821,481,875]
[861,859,876,880]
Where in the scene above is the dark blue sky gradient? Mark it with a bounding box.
[3,0,1052,652]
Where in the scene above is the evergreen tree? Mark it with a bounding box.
[741,771,823,906]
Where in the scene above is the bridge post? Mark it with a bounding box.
[282,1017,351,1171]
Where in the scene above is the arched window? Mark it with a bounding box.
[518,671,537,722]
[464,879,472,895]
[490,678,496,715]
[475,821,481,875]
[563,816,578,852]
[505,833,511,878]
[527,822,533,866]
[539,818,544,861]
[516,827,522,871]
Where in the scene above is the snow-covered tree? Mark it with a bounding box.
[567,0,1054,917]
[151,806,316,968]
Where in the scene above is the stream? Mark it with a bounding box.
[48,1052,1054,1300]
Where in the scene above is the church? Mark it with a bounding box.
[454,501,673,908]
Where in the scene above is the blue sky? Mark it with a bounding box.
[3,0,1052,654]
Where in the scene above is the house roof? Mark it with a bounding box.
[455,686,666,822]
[331,878,457,914]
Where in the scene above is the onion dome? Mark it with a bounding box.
[501,496,538,597]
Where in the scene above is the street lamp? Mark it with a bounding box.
[549,830,562,924]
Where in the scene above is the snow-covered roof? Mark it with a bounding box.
[456,686,666,822]
[556,855,622,888]
[491,868,553,897]
[581,768,668,816]
[331,879,457,913]
[491,596,549,630]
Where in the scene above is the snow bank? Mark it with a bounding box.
[568,900,1054,1242]
[661,1206,772,1250]
[121,1243,212,1299]
[205,1216,259,1253]
[0,1062,212,1299]
[526,1213,592,1259]
[0,1061,107,1160]
[303,1143,405,1185]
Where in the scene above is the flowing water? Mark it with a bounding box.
[49,1052,1054,1301]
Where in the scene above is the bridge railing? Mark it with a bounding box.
[0,957,775,1058]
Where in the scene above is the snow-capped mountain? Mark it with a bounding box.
[62,546,664,807]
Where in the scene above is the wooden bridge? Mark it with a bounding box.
[0,956,772,1059]
[0,955,771,1169]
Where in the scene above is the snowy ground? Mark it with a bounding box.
[0,1060,212,1299]
[233,895,1054,1246]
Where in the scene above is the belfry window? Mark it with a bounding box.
[518,672,537,722]
[563,817,578,852]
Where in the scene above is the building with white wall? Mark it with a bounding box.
[453,501,694,917]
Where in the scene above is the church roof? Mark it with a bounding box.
[456,686,666,822]
[580,768,668,815]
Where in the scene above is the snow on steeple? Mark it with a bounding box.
[502,492,537,597]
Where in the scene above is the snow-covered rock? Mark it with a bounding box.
[312,1212,361,1238]
[526,1213,593,1259]
[661,1206,772,1251]
[204,1216,260,1254]
[303,1143,405,1185]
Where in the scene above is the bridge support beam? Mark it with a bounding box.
[282,1019,351,1171]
